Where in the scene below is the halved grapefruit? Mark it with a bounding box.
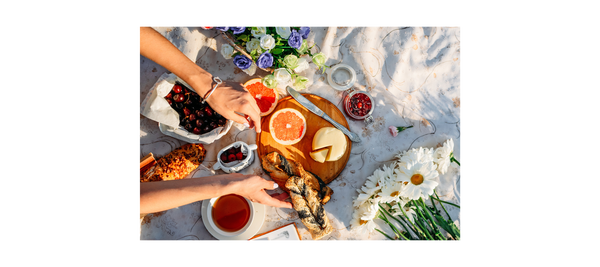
[243,78,279,116]
[269,108,306,145]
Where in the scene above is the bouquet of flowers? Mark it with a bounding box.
[350,139,461,240]
[213,27,328,91]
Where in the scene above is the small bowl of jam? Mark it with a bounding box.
[343,89,375,125]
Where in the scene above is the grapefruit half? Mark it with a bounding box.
[243,78,279,116]
[269,108,306,145]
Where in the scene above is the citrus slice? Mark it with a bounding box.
[269,108,306,145]
[243,78,279,116]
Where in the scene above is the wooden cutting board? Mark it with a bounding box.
[257,94,351,184]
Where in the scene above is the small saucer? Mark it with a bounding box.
[201,196,265,240]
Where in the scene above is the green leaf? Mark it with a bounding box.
[271,48,284,55]
[236,34,249,42]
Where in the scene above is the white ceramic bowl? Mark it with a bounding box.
[212,141,258,173]
[205,196,253,237]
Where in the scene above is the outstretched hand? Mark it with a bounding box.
[231,174,292,209]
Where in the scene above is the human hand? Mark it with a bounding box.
[230,174,292,209]
[205,81,262,133]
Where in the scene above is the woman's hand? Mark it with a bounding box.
[230,174,292,209]
[205,81,262,133]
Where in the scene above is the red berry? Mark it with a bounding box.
[173,85,182,94]
[228,154,237,162]
[220,153,228,162]
[236,152,244,160]
[173,94,184,103]
[204,106,213,117]
[183,107,191,116]
[193,127,201,134]
[165,92,172,99]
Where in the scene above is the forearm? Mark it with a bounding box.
[140,174,241,214]
[140,27,213,97]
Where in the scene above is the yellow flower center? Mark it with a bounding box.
[411,174,424,185]
[360,220,367,225]
[390,191,400,197]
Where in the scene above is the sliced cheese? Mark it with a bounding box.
[312,127,347,161]
[310,148,330,163]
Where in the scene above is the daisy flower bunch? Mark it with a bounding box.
[350,138,461,240]
[209,27,329,91]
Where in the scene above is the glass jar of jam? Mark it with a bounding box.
[343,89,374,125]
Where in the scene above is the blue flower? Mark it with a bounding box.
[230,27,246,34]
[256,52,274,69]
[299,27,311,39]
[233,55,252,70]
[215,27,229,31]
[288,30,302,49]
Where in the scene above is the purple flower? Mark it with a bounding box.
[215,27,229,31]
[233,55,252,70]
[288,30,302,49]
[230,27,246,34]
[256,52,274,69]
[298,27,311,39]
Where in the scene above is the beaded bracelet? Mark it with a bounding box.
[202,76,223,104]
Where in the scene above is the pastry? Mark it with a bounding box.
[140,143,206,183]
[261,151,333,204]
[285,175,333,240]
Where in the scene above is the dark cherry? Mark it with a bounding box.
[174,103,184,110]
[173,85,182,94]
[202,125,211,132]
[189,113,197,122]
[184,123,193,131]
[228,154,237,162]
[220,153,228,163]
[204,106,213,117]
[197,110,206,118]
[166,99,173,105]
[183,107,191,116]
[217,118,226,126]
[235,152,244,161]
[193,127,201,134]
[195,120,203,127]
[173,94,185,103]
[165,92,172,99]
[209,121,217,128]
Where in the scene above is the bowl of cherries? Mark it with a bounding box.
[160,82,232,143]
[343,89,375,125]
[213,141,258,173]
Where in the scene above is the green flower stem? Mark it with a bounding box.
[398,203,427,239]
[381,204,413,239]
[430,196,440,214]
[377,214,400,240]
[384,203,420,240]
[431,196,461,209]
[417,199,446,240]
[434,190,453,219]
[412,200,438,239]
[413,216,434,240]
[450,152,460,166]
[378,207,410,240]
[375,228,395,240]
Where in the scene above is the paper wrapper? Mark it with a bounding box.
[141,73,232,144]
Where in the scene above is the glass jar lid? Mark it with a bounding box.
[327,64,356,91]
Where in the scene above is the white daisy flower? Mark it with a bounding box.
[396,159,439,200]
[380,180,405,204]
[350,200,379,233]
[353,173,382,208]
[434,138,454,174]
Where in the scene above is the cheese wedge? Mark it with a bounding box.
[312,127,347,161]
[310,148,329,163]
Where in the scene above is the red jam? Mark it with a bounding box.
[344,92,373,119]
